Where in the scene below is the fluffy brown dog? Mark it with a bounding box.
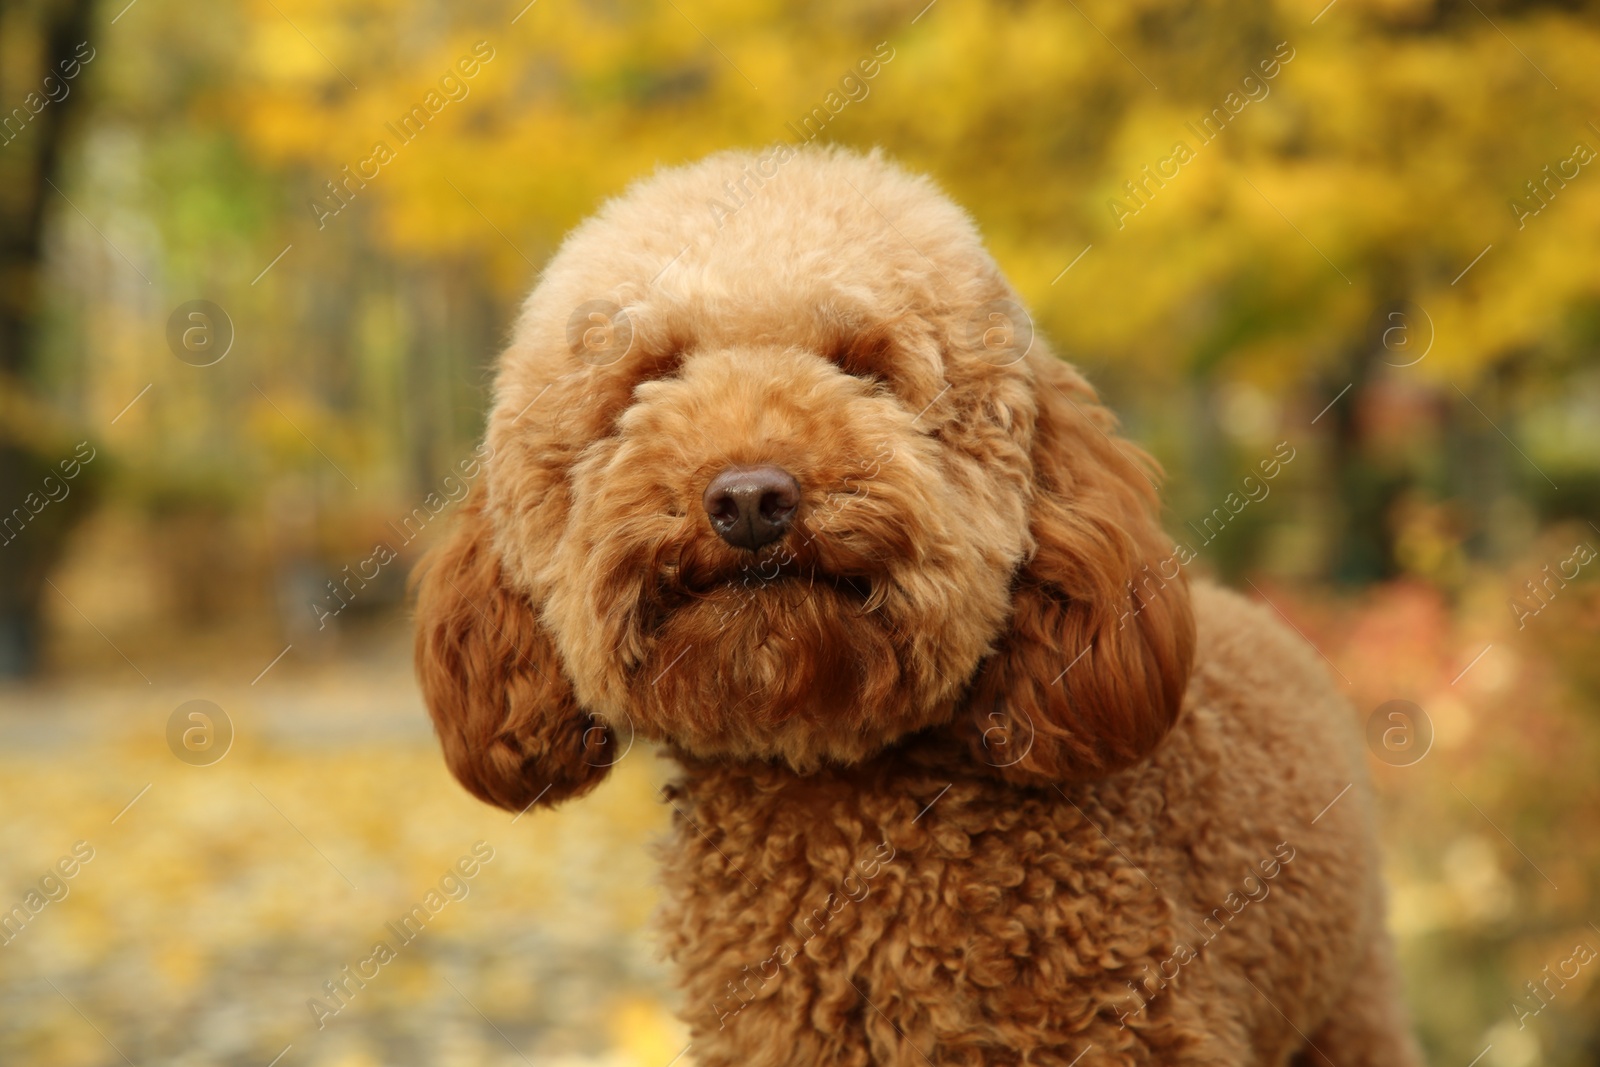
[414,147,1423,1065]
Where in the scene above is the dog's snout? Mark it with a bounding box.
[703,465,800,551]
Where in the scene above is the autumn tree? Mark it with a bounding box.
[0,0,98,675]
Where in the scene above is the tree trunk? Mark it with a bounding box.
[0,0,100,676]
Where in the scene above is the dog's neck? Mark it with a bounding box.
[660,726,995,814]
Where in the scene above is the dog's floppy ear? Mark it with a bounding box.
[965,360,1196,782]
[414,490,612,811]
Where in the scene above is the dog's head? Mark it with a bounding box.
[414,147,1195,811]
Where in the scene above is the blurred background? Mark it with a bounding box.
[1,0,1598,1063]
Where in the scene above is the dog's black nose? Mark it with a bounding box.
[703,465,800,551]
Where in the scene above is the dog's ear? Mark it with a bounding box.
[414,491,612,811]
[965,361,1196,782]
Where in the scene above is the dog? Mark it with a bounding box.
[414,146,1423,1065]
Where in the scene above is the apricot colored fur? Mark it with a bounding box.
[414,147,1423,1065]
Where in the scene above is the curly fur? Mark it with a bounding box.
[413,146,1423,1064]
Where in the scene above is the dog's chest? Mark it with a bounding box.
[655,750,1187,1062]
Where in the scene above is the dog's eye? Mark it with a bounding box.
[633,348,684,384]
[829,330,894,383]
[837,360,881,383]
